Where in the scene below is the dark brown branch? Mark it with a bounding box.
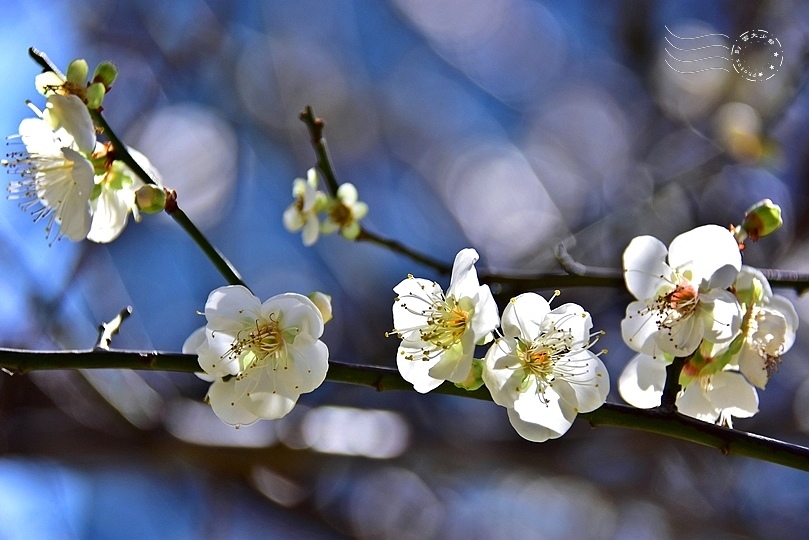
[1,347,809,472]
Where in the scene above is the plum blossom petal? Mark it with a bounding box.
[667,224,741,289]
[623,235,671,300]
[618,353,666,409]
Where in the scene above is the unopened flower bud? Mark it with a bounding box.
[85,82,106,109]
[741,199,782,242]
[135,184,167,214]
[66,59,89,85]
[308,291,332,324]
[93,61,118,90]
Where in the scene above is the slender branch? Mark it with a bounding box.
[298,106,341,196]
[356,229,453,274]
[166,208,247,288]
[27,48,247,289]
[91,111,247,288]
[476,267,809,293]
[1,347,808,472]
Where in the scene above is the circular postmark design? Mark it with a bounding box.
[731,30,783,81]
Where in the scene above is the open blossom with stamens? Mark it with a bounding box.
[621,225,743,358]
[183,285,329,426]
[731,266,798,389]
[391,248,499,393]
[283,168,325,246]
[482,293,609,442]
[4,95,96,241]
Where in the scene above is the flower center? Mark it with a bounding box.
[648,280,699,332]
[419,296,469,350]
[514,315,604,404]
[295,195,306,212]
[330,202,352,227]
[522,347,554,378]
[225,317,285,370]
[390,280,472,362]
[665,281,698,314]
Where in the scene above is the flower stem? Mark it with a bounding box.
[356,228,453,274]
[2,347,809,472]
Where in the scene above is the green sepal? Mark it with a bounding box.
[454,358,485,391]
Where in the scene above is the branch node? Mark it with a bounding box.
[373,374,385,392]
[554,242,587,276]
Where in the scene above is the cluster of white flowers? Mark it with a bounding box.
[3,59,163,243]
[618,224,798,427]
[184,285,331,426]
[390,248,609,442]
[283,168,367,245]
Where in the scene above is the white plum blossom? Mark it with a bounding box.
[183,285,329,426]
[391,248,499,393]
[321,182,367,240]
[618,347,758,428]
[731,266,798,389]
[482,293,609,442]
[621,225,743,358]
[4,96,97,242]
[283,168,325,246]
